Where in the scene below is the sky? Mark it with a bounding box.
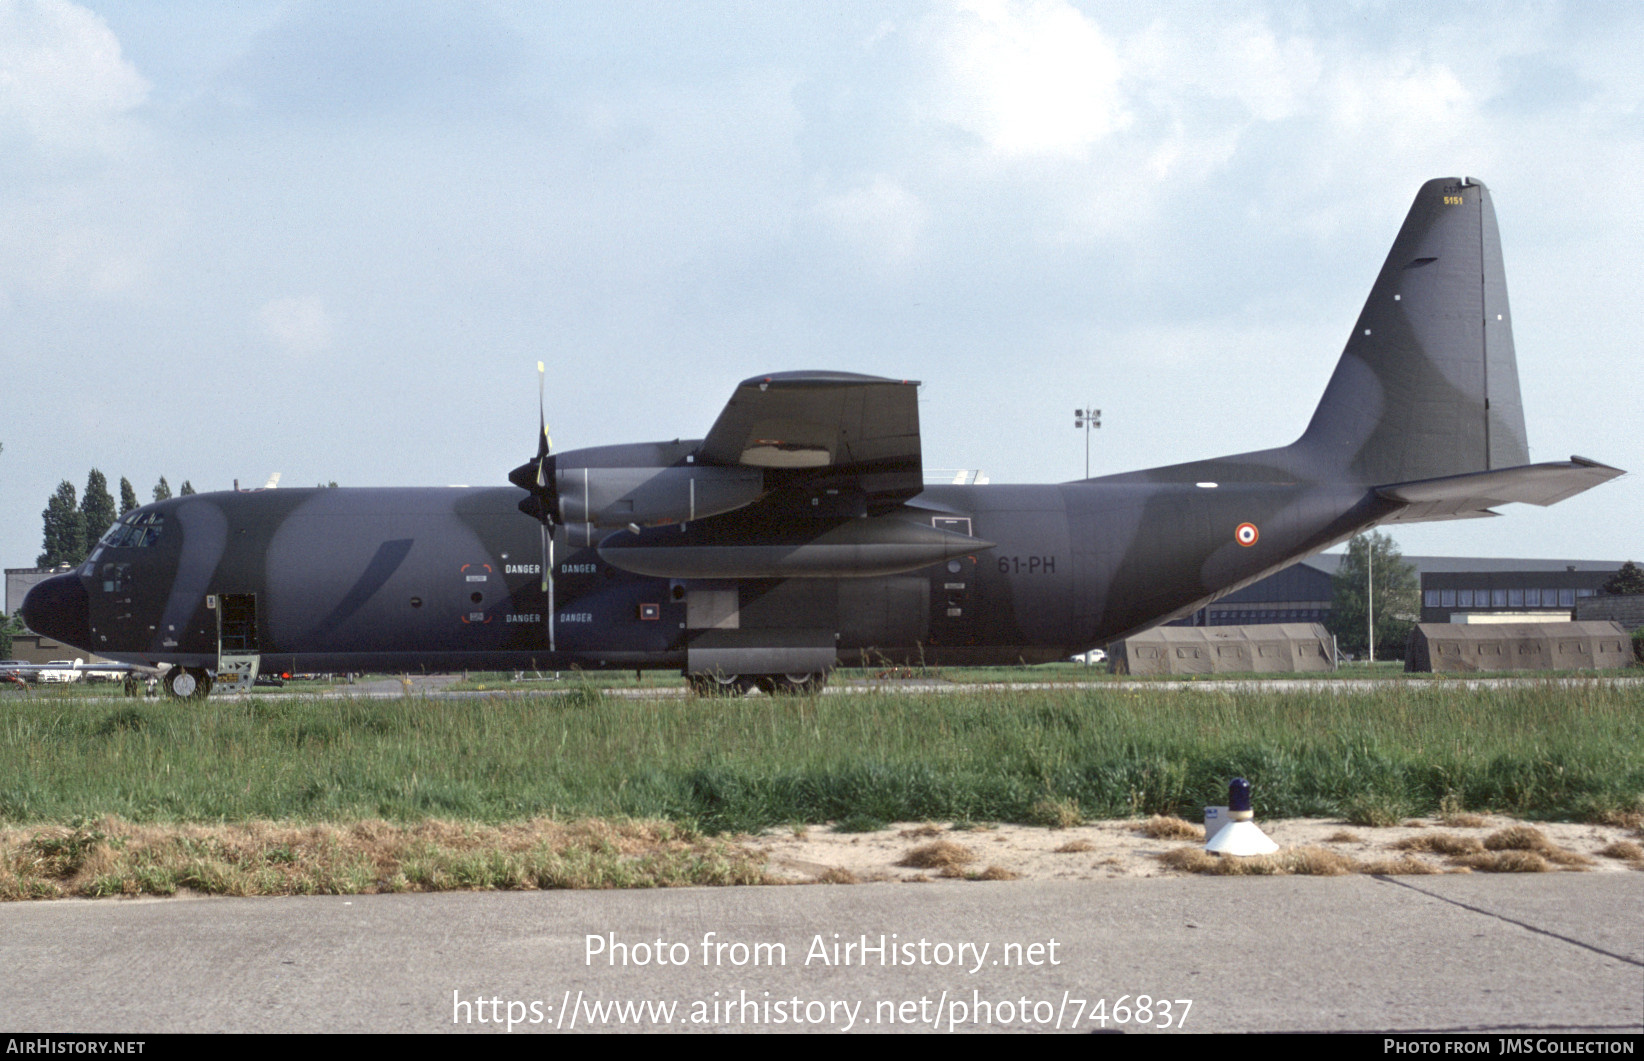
[2,0,1641,574]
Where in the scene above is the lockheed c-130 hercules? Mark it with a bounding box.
[22,178,1623,697]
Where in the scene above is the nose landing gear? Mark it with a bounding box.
[163,666,213,700]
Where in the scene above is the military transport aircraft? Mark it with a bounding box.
[22,178,1623,697]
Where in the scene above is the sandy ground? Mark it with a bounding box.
[750,815,1644,883]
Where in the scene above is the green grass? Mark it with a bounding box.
[1,680,1639,832]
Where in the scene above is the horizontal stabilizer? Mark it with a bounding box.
[1375,456,1624,522]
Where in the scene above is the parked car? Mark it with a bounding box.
[37,660,82,683]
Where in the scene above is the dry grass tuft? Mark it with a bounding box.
[1484,825,1550,851]
[0,817,767,900]
[1154,848,1293,876]
[1597,841,1644,863]
[898,824,944,839]
[897,840,978,870]
[1283,846,1356,876]
[1323,831,1363,844]
[1359,856,1443,875]
[1436,795,1488,829]
[1391,833,1485,856]
[815,867,859,885]
[1156,845,1452,878]
[971,865,1021,881]
[1155,848,1219,873]
[1053,839,1096,854]
[1482,826,1595,867]
[1136,815,1205,842]
[1453,850,1553,873]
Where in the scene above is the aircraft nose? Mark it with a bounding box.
[20,572,92,650]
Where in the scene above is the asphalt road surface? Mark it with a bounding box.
[3,874,1640,1034]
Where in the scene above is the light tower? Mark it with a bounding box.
[1074,407,1101,480]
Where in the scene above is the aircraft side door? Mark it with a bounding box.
[927,517,982,646]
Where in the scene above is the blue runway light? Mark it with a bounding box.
[1205,776,1278,856]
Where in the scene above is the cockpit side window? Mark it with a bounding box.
[99,511,166,548]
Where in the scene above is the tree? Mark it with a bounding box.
[38,481,87,567]
[153,477,171,502]
[1327,531,1419,661]
[1601,561,1644,596]
[119,477,138,515]
[0,611,20,659]
[81,469,117,547]
[179,481,196,495]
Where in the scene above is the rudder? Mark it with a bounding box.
[1299,177,1529,485]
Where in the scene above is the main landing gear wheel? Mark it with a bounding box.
[163,666,213,700]
[757,672,829,695]
[686,673,758,697]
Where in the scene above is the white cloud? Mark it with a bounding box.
[816,176,928,263]
[258,296,333,359]
[927,0,1128,159]
[0,0,149,154]
[1326,56,1474,145]
[1125,18,1322,126]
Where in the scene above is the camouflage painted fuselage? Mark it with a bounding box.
[64,457,1390,673]
[23,178,1621,677]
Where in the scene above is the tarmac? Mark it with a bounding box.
[2,873,1639,1034]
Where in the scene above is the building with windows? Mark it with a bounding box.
[1418,561,1619,624]
[5,566,92,664]
[1175,556,1624,628]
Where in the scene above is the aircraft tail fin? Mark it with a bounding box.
[1298,177,1529,485]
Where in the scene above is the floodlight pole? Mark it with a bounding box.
[1367,539,1376,664]
[1074,406,1101,480]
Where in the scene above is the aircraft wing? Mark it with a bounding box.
[1,660,156,680]
[1375,456,1624,522]
[698,371,923,509]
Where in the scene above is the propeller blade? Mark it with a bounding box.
[543,522,556,653]
[511,361,560,528]
[536,360,552,488]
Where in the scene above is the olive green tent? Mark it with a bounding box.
[1109,624,1336,676]
[1404,621,1631,673]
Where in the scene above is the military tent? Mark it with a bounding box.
[1404,621,1632,673]
[1109,624,1336,676]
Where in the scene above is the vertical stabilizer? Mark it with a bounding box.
[1299,178,1529,485]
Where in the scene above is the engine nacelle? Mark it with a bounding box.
[510,440,764,542]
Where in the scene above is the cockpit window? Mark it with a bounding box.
[99,511,165,548]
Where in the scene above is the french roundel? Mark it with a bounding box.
[1235,522,1259,547]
